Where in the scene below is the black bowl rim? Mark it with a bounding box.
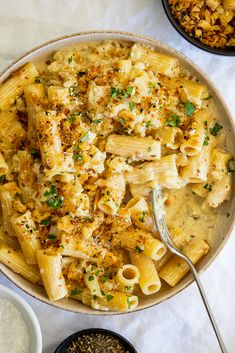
[54,328,138,353]
[161,0,235,56]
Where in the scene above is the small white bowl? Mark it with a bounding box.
[0,284,42,353]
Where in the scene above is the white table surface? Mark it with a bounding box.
[0,1,235,352]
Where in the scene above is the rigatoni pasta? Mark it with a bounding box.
[0,40,233,312]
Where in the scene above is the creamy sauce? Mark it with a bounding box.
[165,186,218,246]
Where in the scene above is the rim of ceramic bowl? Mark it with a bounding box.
[161,0,235,56]
[54,328,138,353]
[0,284,42,353]
[0,30,234,315]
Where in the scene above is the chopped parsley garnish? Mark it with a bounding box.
[185,100,196,116]
[210,123,223,136]
[127,296,132,309]
[0,175,7,184]
[135,245,143,253]
[204,121,208,127]
[69,111,79,124]
[40,218,52,226]
[203,183,212,191]
[145,120,151,128]
[101,289,105,296]
[101,276,108,283]
[226,213,230,218]
[157,82,162,87]
[88,275,94,281]
[95,269,102,276]
[68,85,79,97]
[92,119,102,124]
[111,86,133,99]
[165,114,180,127]
[203,135,210,146]
[203,94,212,100]
[227,159,235,173]
[148,82,153,95]
[70,288,82,296]
[139,211,147,223]
[106,294,114,302]
[31,149,40,158]
[125,285,131,291]
[47,234,57,240]
[73,153,83,164]
[148,146,152,152]
[44,185,64,209]
[79,130,90,142]
[120,117,126,125]
[68,56,73,64]
[129,101,134,112]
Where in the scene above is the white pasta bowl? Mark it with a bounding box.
[0,31,234,315]
[0,284,42,353]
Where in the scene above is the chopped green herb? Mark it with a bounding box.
[135,245,143,253]
[25,224,30,229]
[127,297,132,309]
[106,294,114,302]
[129,101,134,112]
[95,269,102,276]
[78,71,86,77]
[157,82,162,87]
[210,123,223,136]
[226,213,230,218]
[88,275,94,281]
[185,100,196,116]
[31,149,40,158]
[47,234,57,240]
[70,288,82,296]
[203,183,212,191]
[79,130,90,143]
[73,153,83,164]
[204,121,208,127]
[69,111,79,124]
[101,289,105,296]
[148,146,152,152]
[165,114,180,127]
[107,191,111,195]
[44,185,64,209]
[203,135,210,146]
[92,119,102,124]
[40,218,52,226]
[68,85,79,97]
[101,276,108,283]
[139,211,147,223]
[148,82,153,95]
[0,175,7,184]
[111,86,133,100]
[125,285,131,291]
[68,56,73,64]
[120,117,126,125]
[203,94,212,101]
[145,120,151,128]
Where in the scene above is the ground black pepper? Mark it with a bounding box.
[66,333,131,353]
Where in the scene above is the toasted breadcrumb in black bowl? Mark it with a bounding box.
[54,328,138,353]
[161,0,235,56]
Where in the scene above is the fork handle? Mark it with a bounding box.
[184,257,228,353]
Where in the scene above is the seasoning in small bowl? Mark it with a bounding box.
[54,328,137,353]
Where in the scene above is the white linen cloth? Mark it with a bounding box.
[0,1,235,352]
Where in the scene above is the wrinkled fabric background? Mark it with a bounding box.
[0,1,234,352]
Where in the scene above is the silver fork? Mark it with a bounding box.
[151,186,228,353]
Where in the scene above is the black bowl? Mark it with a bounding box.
[54,328,138,353]
[161,0,235,56]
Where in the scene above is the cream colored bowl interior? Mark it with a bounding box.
[0,31,234,315]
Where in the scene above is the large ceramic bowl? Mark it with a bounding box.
[0,31,234,314]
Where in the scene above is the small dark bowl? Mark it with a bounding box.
[161,0,235,56]
[54,328,138,353]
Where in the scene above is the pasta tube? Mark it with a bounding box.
[106,134,161,161]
